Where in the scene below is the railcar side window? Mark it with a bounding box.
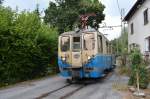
[98,35,103,53]
[73,37,80,51]
[109,44,112,54]
[106,41,109,54]
[61,36,70,52]
[84,34,95,50]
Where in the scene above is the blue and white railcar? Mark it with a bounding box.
[58,29,114,80]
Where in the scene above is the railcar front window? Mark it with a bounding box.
[73,37,80,51]
[84,34,95,50]
[61,36,70,52]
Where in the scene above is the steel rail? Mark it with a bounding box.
[60,84,86,99]
[34,84,71,99]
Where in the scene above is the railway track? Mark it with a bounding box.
[34,84,72,99]
[59,84,86,99]
[34,83,86,99]
[35,71,113,99]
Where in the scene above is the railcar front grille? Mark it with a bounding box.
[71,70,80,78]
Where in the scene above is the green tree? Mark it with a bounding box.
[111,27,128,54]
[44,0,105,33]
[128,49,149,89]
[34,3,40,18]
[0,6,58,86]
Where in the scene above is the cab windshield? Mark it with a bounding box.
[84,33,95,50]
[61,36,70,52]
[72,37,81,52]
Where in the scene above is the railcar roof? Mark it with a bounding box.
[60,29,110,42]
[60,28,97,36]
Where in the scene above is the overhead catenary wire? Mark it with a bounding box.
[116,0,122,54]
[116,0,121,16]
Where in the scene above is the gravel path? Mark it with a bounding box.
[67,72,129,99]
[0,71,129,99]
[0,75,66,99]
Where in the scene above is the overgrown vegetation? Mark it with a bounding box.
[111,27,128,68]
[116,66,130,76]
[44,0,105,33]
[0,6,58,87]
[128,49,149,89]
[111,28,128,55]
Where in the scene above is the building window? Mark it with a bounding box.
[130,23,134,35]
[144,9,148,25]
[148,37,150,52]
[145,37,150,52]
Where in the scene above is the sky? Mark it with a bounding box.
[100,0,137,40]
[3,0,137,40]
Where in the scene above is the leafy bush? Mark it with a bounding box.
[128,49,149,89]
[0,6,58,86]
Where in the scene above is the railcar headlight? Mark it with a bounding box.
[88,56,91,60]
[62,57,66,61]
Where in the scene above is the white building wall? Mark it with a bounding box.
[128,0,150,54]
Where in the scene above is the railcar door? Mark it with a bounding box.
[59,36,72,65]
[82,33,96,65]
[71,36,82,68]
